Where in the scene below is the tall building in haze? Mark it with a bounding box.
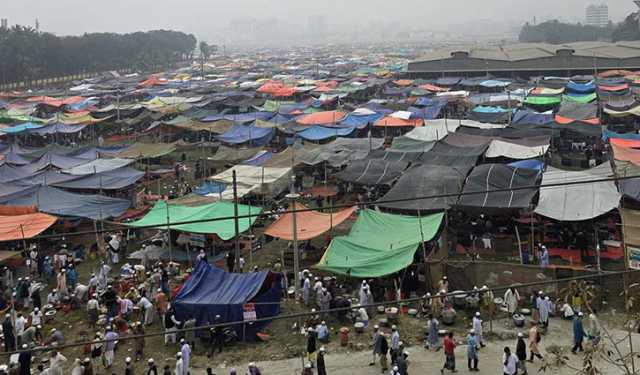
[585,4,609,28]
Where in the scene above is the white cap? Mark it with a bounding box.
[517,332,523,338]
[374,325,379,329]
[393,366,399,371]
[482,285,488,290]
[148,358,155,364]
[319,346,325,352]
[475,312,481,317]
[249,363,255,367]
[391,325,397,330]
[21,344,27,349]
[403,350,409,356]
[469,329,475,334]
[304,363,312,369]
[126,357,132,363]
[321,321,326,325]
[176,352,182,358]
[578,312,584,317]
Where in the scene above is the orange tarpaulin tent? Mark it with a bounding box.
[609,138,640,148]
[296,111,346,126]
[264,203,356,241]
[554,115,600,125]
[0,212,57,242]
[612,143,640,167]
[374,116,423,127]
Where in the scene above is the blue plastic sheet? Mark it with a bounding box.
[216,125,275,146]
[297,126,355,141]
[512,110,555,125]
[193,181,227,196]
[602,129,640,142]
[173,260,282,341]
[339,113,384,129]
[0,185,130,219]
[566,80,596,94]
[509,159,545,171]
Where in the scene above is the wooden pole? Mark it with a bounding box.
[166,199,172,263]
[233,170,241,272]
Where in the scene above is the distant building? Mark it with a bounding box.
[0,19,7,30]
[585,4,609,28]
[407,42,640,78]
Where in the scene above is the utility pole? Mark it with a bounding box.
[233,170,241,272]
[287,173,300,300]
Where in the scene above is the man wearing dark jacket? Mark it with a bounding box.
[396,351,409,375]
[317,347,327,375]
[516,332,527,375]
[3,314,15,352]
[379,333,389,373]
[17,344,31,375]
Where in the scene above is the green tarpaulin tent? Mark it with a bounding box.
[315,209,444,278]
[127,200,262,240]
[562,93,598,104]
[524,96,561,106]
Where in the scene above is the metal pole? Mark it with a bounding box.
[166,200,172,262]
[288,192,301,300]
[19,225,27,255]
[233,170,241,272]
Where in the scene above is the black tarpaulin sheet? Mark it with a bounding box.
[366,149,424,163]
[557,101,598,120]
[469,111,511,124]
[415,142,487,175]
[456,164,540,209]
[377,164,467,211]
[336,158,409,186]
[390,137,435,152]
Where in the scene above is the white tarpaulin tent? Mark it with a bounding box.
[63,158,134,175]
[209,165,292,197]
[485,137,550,159]
[405,120,460,142]
[535,163,621,221]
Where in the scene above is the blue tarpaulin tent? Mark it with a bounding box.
[0,185,130,219]
[216,125,275,146]
[512,110,555,125]
[602,129,640,142]
[339,113,383,129]
[297,126,355,141]
[193,181,227,196]
[566,80,596,94]
[173,260,282,340]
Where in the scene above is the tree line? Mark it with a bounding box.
[0,26,197,85]
[519,20,614,44]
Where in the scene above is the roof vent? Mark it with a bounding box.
[555,48,575,56]
[451,51,469,59]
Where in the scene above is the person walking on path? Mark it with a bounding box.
[441,332,457,374]
[516,332,528,375]
[502,347,518,375]
[528,321,543,362]
[307,327,317,366]
[472,312,485,348]
[317,347,327,375]
[426,314,440,351]
[370,325,381,366]
[572,312,585,354]
[379,333,390,373]
[466,330,479,372]
[390,325,400,364]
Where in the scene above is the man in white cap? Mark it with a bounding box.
[396,350,409,375]
[472,312,485,348]
[248,362,261,375]
[125,357,134,375]
[175,352,184,375]
[438,276,449,293]
[147,358,158,375]
[317,347,327,375]
[303,276,311,306]
[466,330,479,371]
[18,344,31,374]
[359,281,369,306]
[390,325,400,364]
[370,325,381,366]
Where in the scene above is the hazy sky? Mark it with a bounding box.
[2,0,636,38]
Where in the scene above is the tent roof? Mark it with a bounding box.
[316,210,443,278]
[377,164,467,211]
[128,200,261,240]
[175,260,267,306]
[264,203,355,241]
[0,185,130,219]
[535,164,620,221]
[457,164,540,209]
[0,212,57,242]
[296,111,346,126]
